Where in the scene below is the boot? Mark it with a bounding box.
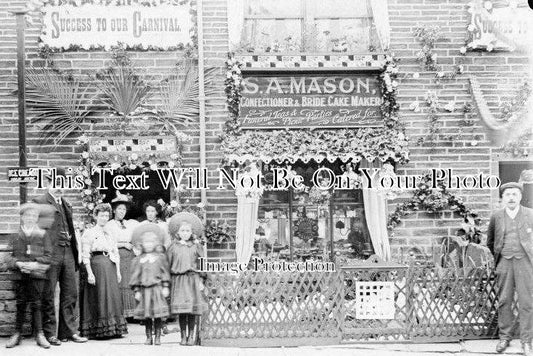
[144,320,153,345]
[5,332,22,348]
[154,319,162,346]
[36,332,51,349]
[186,316,197,346]
[179,329,187,346]
[186,330,196,346]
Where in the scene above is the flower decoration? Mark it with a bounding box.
[387,173,481,238]
[414,26,445,71]
[205,220,234,244]
[220,54,408,167]
[159,195,205,221]
[308,185,332,206]
[77,136,105,220]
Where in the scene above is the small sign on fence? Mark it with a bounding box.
[355,281,395,320]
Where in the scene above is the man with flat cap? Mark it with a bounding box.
[33,168,88,345]
[488,182,533,356]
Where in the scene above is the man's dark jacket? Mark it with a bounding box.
[33,192,79,270]
[487,205,533,265]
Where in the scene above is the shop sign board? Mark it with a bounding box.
[239,73,383,129]
[41,4,193,50]
[7,167,38,182]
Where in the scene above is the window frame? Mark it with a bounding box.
[240,0,380,54]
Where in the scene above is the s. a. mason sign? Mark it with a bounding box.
[239,74,383,129]
[41,3,193,50]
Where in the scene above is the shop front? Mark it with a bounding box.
[220,50,408,266]
[0,0,532,347]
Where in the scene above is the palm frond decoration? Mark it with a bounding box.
[96,66,152,119]
[24,67,94,146]
[156,59,218,133]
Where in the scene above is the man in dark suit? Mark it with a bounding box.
[33,168,88,345]
[487,182,533,356]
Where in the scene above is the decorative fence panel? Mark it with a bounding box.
[200,266,511,346]
[406,267,499,341]
[201,270,345,347]
[342,267,411,342]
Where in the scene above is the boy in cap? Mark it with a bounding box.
[5,203,52,349]
[488,182,533,356]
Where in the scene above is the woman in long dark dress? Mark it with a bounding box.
[80,203,128,339]
[104,193,139,319]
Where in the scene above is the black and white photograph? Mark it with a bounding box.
[0,0,532,355]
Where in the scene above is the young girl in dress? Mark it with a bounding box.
[129,224,170,346]
[167,218,207,346]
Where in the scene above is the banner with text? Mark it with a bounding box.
[41,4,193,50]
[467,0,533,51]
[239,74,383,129]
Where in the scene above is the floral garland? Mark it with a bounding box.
[414,26,445,71]
[498,82,532,157]
[221,53,409,166]
[158,192,205,220]
[30,0,197,53]
[77,135,106,217]
[387,173,482,242]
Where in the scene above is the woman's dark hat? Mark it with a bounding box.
[110,191,133,209]
[131,223,164,247]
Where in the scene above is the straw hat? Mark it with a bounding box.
[168,212,204,238]
[131,223,165,247]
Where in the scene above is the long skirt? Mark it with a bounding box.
[170,272,207,315]
[80,255,128,339]
[118,248,136,317]
[133,284,170,320]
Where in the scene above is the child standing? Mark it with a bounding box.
[167,218,207,346]
[5,203,52,349]
[129,224,170,346]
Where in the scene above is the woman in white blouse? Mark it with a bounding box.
[104,194,139,319]
[79,203,127,339]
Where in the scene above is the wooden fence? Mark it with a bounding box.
[201,265,508,346]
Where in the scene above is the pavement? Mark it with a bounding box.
[0,323,528,356]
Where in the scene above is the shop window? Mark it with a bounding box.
[235,0,382,53]
[254,160,374,262]
[499,160,533,208]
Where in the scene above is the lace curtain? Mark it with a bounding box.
[359,159,391,261]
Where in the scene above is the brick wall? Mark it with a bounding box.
[0,0,531,334]
[386,0,531,257]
